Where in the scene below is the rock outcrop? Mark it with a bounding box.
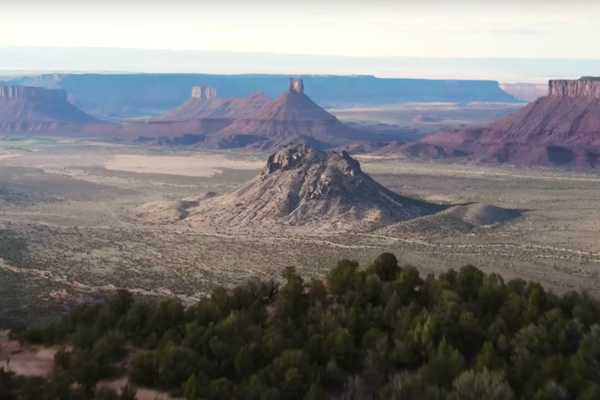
[143,144,448,232]
[403,77,600,168]
[191,86,218,100]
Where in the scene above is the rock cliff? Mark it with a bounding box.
[549,78,600,98]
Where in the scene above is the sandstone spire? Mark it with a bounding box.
[289,78,304,94]
[191,86,218,100]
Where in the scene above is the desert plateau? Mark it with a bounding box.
[1,136,599,329]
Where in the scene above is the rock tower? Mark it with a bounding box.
[548,77,600,98]
[289,78,304,94]
[191,86,218,101]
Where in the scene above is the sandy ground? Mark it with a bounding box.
[105,154,263,177]
[0,337,57,377]
[0,154,21,161]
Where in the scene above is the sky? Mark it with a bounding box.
[2,1,600,80]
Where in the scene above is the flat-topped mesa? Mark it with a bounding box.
[191,86,217,100]
[289,78,304,94]
[0,86,68,102]
[548,78,600,98]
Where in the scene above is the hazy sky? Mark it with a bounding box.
[3,0,600,59]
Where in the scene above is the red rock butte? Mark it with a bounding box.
[403,77,600,168]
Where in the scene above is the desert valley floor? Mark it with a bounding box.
[1,137,600,327]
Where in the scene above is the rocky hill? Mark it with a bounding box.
[0,86,99,133]
[403,77,600,168]
[139,144,521,233]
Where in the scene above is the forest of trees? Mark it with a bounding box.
[2,253,600,399]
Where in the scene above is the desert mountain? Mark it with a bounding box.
[139,79,368,149]
[157,86,271,120]
[139,144,520,233]
[404,77,600,167]
[0,86,99,133]
[215,79,363,146]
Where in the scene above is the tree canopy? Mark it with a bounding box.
[3,253,600,399]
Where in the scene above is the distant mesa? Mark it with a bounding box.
[139,144,521,233]
[5,73,516,119]
[0,85,101,134]
[401,77,600,168]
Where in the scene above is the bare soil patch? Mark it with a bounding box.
[105,154,262,177]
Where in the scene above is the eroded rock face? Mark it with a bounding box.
[549,78,600,98]
[264,144,327,174]
[191,86,218,100]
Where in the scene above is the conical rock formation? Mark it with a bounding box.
[144,144,447,232]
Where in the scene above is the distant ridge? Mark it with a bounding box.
[3,73,517,119]
[137,79,367,149]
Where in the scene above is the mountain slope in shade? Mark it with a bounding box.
[404,78,600,168]
[0,86,99,133]
[138,144,448,232]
